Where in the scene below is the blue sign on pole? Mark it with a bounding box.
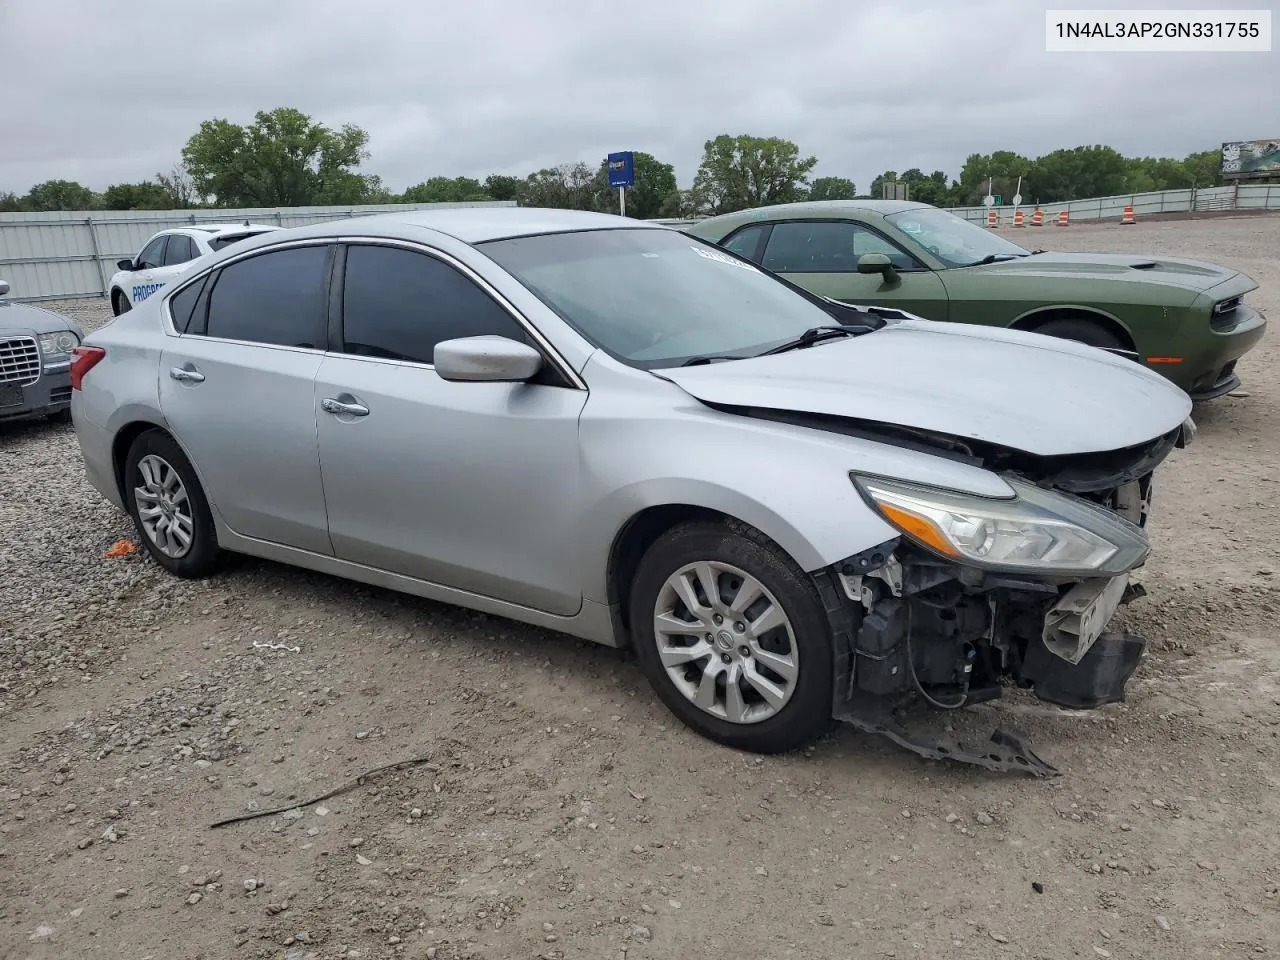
[607,151,635,188]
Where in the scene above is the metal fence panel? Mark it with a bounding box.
[0,200,516,301]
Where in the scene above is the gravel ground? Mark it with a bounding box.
[2,215,1279,960]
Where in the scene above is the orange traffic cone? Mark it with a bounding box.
[1012,209,1025,227]
[1120,204,1135,225]
[1030,207,1044,226]
[986,208,998,228]
[1055,209,1069,227]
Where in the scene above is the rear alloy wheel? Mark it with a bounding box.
[629,522,833,754]
[1031,316,1127,352]
[124,430,223,578]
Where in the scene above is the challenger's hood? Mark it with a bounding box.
[972,251,1249,294]
[658,318,1192,457]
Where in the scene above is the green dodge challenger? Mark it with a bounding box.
[684,200,1267,400]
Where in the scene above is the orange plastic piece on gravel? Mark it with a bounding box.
[102,539,138,558]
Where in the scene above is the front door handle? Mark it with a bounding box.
[321,396,370,417]
[169,365,205,383]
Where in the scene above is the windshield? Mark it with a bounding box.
[886,207,1029,268]
[478,228,844,369]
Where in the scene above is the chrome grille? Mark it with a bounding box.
[0,335,41,385]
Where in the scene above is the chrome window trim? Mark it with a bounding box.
[158,235,586,389]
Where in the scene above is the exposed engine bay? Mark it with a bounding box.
[721,402,1195,776]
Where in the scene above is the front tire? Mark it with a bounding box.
[112,290,131,316]
[124,429,223,578]
[1031,316,1127,352]
[628,521,834,754]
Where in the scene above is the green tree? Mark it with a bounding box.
[689,135,818,215]
[1182,149,1224,188]
[24,179,96,211]
[483,175,521,202]
[402,176,490,203]
[101,181,173,210]
[517,163,599,210]
[0,191,23,212]
[808,176,856,201]
[958,151,1031,205]
[156,165,199,207]
[1029,145,1129,202]
[181,107,377,207]
[595,151,678,219]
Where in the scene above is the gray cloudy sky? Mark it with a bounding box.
[1,0,1274,195]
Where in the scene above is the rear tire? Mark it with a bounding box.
[124,429,223,578]
[628,521,833,754]
[1030,316,1127,351]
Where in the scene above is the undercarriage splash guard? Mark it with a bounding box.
[815,542,1063,777]
[834,699,1059,777]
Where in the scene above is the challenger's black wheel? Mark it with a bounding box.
[1032,317,1127,352]
[124,429,223,578]
[628,521,833,754]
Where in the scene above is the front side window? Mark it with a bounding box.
[479,228,851,370]
[761,221,923,273]
[720,223,768,261]
[136,236,168,269]
[340,244,529,365]
[203,245,330,348]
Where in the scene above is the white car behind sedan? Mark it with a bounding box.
[108,223,281,315]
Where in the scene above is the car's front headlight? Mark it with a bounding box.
[852,473,1149,576]
[39,330,80,356]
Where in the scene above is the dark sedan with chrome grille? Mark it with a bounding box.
[0,279,84,423]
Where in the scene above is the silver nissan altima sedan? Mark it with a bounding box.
[69,208,1194,773]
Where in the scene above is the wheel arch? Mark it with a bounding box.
[1009,305,1137,351]
[109,419,217,521]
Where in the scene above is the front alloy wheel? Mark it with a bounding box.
[629,521,833,754]
[653,560,800,724]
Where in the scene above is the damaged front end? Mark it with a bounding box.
[810,417,1195,777]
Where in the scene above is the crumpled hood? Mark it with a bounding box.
[974,251,1249,295]
[657,318,1192,457]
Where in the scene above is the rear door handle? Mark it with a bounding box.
[321,396,370,417]
[169,365,205,383]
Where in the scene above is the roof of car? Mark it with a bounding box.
[706,199,934,222]
[337,207,666,244]
[185,223,282,235]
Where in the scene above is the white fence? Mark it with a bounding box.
[946,183,1280,225]
[0,201,516,302]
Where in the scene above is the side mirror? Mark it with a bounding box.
[116,259,135,271]
[857,253,898,282]
[0,279,9,297]
[434,335,543,383]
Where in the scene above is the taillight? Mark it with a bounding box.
[69,345,106,390]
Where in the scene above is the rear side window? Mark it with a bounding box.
[166,276,207,333]
[204,245,330,348]
[162,235,197,266]
[340,244,529,365]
